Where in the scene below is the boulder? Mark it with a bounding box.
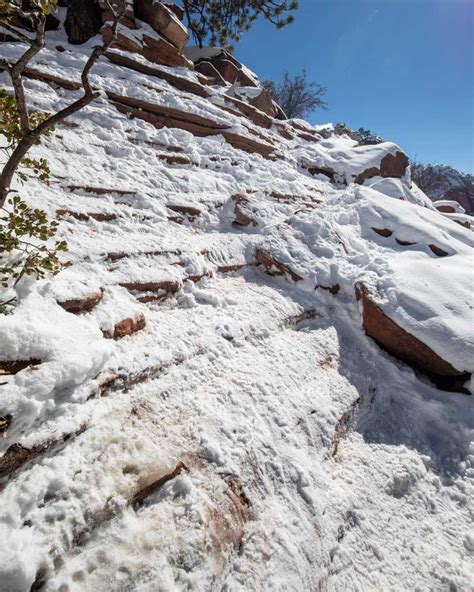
[355,150,409,184]
[245,88,279,118]
[210,58,240,85]
[102,23,143,53]
[142,33,193,68]
[135,0,189,51]
[357,284,470,392]
[195,61,227,86]
[102,23,192,69]
[257,249,303,282]
[106,50,207,97]
[164,3,184,21]
[58,290,104,313]
[103,313,147,339]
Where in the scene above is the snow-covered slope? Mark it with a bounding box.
[1,10,473,592]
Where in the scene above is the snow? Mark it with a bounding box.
[0,22,473,592]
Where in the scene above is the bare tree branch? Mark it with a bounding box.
[0,8,124,209]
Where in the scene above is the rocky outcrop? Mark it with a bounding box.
[135,0,188,51]
[102,22,193,69]
[231,194,259,227]
[103,313,147,339]
[303,144,409,185]
[57,209,116,222]
[355,150,409,184]
[357,284,470,392]
[257,249,303,282]
[0,359,41,374]
[58,290,104,313]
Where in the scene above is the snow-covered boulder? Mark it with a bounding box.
[301,138,409,185]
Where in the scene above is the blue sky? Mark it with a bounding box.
[232,0,474,172]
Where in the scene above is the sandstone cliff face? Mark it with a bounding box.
[0,6,473,592]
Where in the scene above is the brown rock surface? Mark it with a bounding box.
[135,0,188,51]
[355,150,409,184]
[106,51,208,97]
[58,290,104,313]
[142,33,193,69]
[103,313,147,339]
[232,194,257,227]
[0,359,41,375]
[257,249,303,282]
[358,284,470,392]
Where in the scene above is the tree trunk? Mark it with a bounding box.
[65,0,102,45]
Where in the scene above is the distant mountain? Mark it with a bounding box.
[411,163,474,214]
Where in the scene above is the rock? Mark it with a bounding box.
[0,359,41,375]
[428,244,449,257]
[158,153,193,165]
[257,249,303,282]
[120,280,181,294]
[443,188,472,215]
[102,23,143,53]
[222,95,273,129]
[106,50,208,97]
[372,227,393,237]
[103,313,147,339]
[195,61,227,86]
[355,150,409,184]
[231,194,257,227]
[99,0,136,29]
[357,284,470,392]
[0,443,32,479]
[107,91,227,130]
[58,290,104,313]
[57,209,116,222]
[167,204,202,217]
[210,58,240,84]
[245,88,279,118]
[135,0,189,51]
[102,23,192,69]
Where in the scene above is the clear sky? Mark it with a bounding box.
[232,0,474,173]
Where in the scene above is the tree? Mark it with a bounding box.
[410,162,440,195]
[181,0,299,49]
[65,0,102,45]
[0,0,123,309]
[263,69,327,119]
[335,123,383,145]
[0,0,123,210]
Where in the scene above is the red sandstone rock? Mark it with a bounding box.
[135,0,188,51]
[355,151,409,184]
[231,194,257,227]
[256,249,303,282]
[105,51,208,97]
[103,313,147,339]
[120,280,180,293]
[167,204,202,217]
[357,283,470,392]
[142,33,193,69]
[57,209,116,222]
[195,61,227,86]
[58,290,104,313]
